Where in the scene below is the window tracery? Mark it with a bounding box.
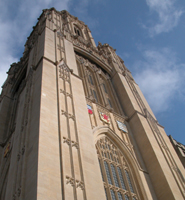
[86,69,99,103]
[117,192,123,200]
[110,189,117,200]
[76,54,121,114]
[100,78,113,109]
[96,137,138,200]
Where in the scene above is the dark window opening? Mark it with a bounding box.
[74,26,81,36]
[89,75,94,85]
[77,30,80,36]
[103,83,107,93]
[107,98,112,108]
[93,90,98,102]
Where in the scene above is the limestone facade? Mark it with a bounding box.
[169,135,185,168]
[0,8,185,200]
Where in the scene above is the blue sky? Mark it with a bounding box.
[0,0,185,144]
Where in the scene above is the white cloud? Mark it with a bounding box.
[0,0,70,93]
[133,48,185,113]
[145,0,184,36]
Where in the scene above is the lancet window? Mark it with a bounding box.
[100,77,114,109]
[97,137,138,200]
[76,55,121,113]
[87,69,99,103]
[74,24,82,37]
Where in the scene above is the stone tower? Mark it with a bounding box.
[0,8,184,200]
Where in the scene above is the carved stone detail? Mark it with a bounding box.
[66,176,84,190]
[17,187,21,197]
[61,110,74,119]
[63,137,79,149]
[63,137,71,145]
[74,38,109,65]
[60,89,72,98]
[109,185,119,192]
[66,176,75,186]
[68,114,75,120]
[61,110,67,117]
[13,193,16,200]
[71,141,79,149]
[59,63,71,81]
[76,180,84,190]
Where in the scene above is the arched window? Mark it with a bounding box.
[75,54,122,114]
[87,70,99,103]
[102,81,112,108]
[74,25,82,37]
[97,137,138,200]
[98,74,121,113]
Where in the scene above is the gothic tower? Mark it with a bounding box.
[0,8,184,200]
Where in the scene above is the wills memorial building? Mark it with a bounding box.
[0,8,184,200]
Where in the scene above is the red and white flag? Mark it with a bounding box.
[87,104,93,114]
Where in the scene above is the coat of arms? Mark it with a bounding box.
[99,112,110,124]
[117,120,128,133]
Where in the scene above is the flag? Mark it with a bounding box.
[87,104,93,114]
